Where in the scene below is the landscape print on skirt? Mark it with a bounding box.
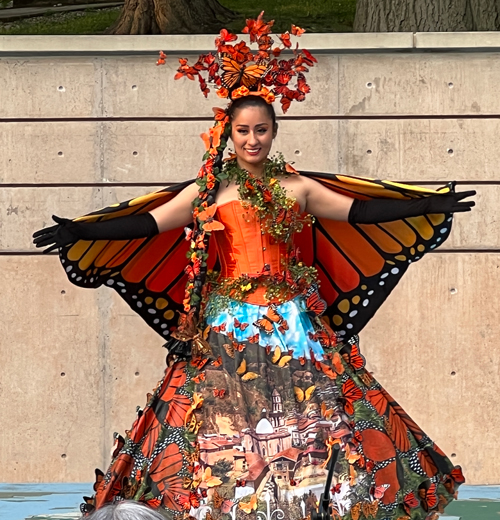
[91,294,464,520]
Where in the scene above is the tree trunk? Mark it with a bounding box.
[106,0,235,35]
[354,0,500,32]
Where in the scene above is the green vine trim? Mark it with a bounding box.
[206,256,319,315]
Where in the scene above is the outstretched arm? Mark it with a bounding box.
[33,182,199,253]
[302,176,475,223]
[149,181,198,232]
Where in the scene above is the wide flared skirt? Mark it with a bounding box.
[90,295,464,520]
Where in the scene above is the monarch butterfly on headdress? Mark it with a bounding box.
[221,55,268,90]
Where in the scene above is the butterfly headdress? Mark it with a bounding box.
[158,11,317,112]
[156,13,318,341]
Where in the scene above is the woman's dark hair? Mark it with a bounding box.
[227,96,277,132]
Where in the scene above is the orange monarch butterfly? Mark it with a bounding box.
[212,355,223,367]
[212,489,234,514]
[340,378,364,415]
[190,357,209,370]
[192,372,206,383]
[303,284,327,317]
[234,318,249,330]
[419,483,438,511]
[403,491,420,514]
[220,55,268,90]
[254,305,288,334]
[174,491,200,511]
[342,342,366,371]
[211,323,226,333]
[213,388,226,398]
[308,330,331,348]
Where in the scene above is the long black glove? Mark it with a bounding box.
[33,213,159,254]
[348,190,475,224]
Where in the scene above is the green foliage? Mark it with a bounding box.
[0,0,357,35]
[212,458,232,482]
[0,6,121,35]
[222,0,357,33]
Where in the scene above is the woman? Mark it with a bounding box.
[34,17,473,520]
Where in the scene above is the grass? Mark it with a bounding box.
[223,0,357,33]
[0,0,357,35]
[0,6,122,34]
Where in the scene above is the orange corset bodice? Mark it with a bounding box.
[213,200,295,305]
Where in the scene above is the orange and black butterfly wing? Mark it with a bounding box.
[58,180,218,339]
[296,171,454,338]
[220,56,243,89]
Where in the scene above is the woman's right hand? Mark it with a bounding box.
[32,215,80,254]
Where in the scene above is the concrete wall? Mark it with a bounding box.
[1,33,498,485]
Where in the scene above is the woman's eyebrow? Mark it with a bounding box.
[235,123,269,127]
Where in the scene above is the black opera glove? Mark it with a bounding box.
[347,190,476,225]
[32,213,159,254]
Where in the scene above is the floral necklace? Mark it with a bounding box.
[222,153,313,241]
[205,154,319,311]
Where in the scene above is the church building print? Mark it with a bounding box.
[198,387,351,502]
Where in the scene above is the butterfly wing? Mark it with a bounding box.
[241,64,268,89]
[296,172,454,338]
[58,181,218,340]
[220,56,242,89]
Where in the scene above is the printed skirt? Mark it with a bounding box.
[89,294,464,520]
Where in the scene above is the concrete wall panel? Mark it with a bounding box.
[0,122,100,184]
[338,118,500,181]
[0,257,103,482]
[339,53,500,115]
[1,187,105,252]
[0,58,100,119]
[360,253,500,484]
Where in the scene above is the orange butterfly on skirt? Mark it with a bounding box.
[212,489,234,514]
[239,494,258,514]
[211,323,226,333]
[213,388,226,398]
[419,483,438,511]
[212,355,223,367]
[254,305,288,334]
[303,284,327,316]
[190,357,209,370]
[234,318,249,331]
[340,378,364,415]
[192,372,206,384]
[174,491,201,511]
[308,330,331,348]
[342,343,366,371]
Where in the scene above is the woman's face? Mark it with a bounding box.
[230,105,276,174]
